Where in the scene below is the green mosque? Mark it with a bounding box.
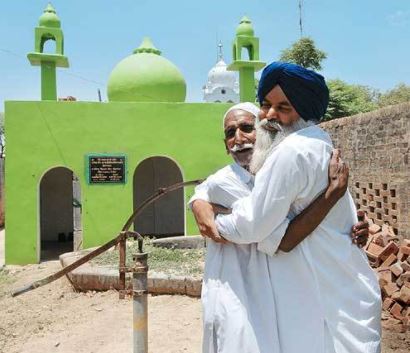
[5,5,265,264]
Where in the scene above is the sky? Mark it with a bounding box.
[0,0,409,108]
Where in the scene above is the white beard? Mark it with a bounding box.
[249,118,316,174]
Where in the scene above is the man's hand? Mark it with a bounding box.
[325,149,349,202]
[191,200,228,243]
[210,203,232,215]
[351,210,369,248]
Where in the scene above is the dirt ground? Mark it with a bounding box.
[0,261,409,353]
[0,262,201,353]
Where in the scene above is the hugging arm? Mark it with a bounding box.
[278,150,368,252]
[278,149,347,252]
[192,150,368,249]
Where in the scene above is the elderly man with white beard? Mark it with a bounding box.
[190,100,370,353]
[209,62,381,353]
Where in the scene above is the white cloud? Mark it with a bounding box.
[388,10,410,27]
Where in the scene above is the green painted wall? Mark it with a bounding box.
[5,101,232,264]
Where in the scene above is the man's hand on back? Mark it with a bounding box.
[192,200,228,243]
[326,149,368,248]
[351,210,369,248]
[325,149,349,202]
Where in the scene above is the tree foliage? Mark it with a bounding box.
[323,81,410,121]
[278,37,409,120]
[378,83,410,107]
[323,79,378,121]
[279,37,327,70]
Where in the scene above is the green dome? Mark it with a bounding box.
[236,16,254,36]
[39,4,61,28]
[107,37,186,103]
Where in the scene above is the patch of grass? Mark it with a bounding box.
[91,238,205,277]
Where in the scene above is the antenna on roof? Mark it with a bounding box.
[299,0,304,37]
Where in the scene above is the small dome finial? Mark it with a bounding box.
[39,3,61,28]
[218,41,223,61]
[236,16,254,36]
[45,3,56,13]
[133,37,161,55]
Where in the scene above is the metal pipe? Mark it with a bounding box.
[132,252,148,353]
[119,238,126,299]
[11,179,202,297]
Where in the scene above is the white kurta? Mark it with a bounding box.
[190,163,281,353]
[216,125,382,353]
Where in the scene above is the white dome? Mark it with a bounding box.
[207,59,237,87]
[203,58,239,103]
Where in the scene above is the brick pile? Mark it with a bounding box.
[365,222,410,332]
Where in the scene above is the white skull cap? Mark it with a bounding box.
[223,102,261,128]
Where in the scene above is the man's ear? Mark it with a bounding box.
[223,139,230,155]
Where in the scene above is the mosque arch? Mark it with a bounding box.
[40,34,57,53]
[133,156,185,237]
[241,46,251,61]
[38,166,82,261]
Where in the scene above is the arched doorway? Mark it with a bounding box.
[133,157,184,237]
[39,167,82,261]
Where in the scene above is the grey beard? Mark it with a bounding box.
[249,118,316,174]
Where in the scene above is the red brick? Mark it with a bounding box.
[380,190,390,197]
[373,233,386,247]
[366,243,384,259]
[401,262,410,272]
[397,251,407,262]
[390,262,404,277]
[380,254,397,268]
[398,285,410,305]
[401,272,410,283]
[400,245,410,256]
[378,269,392,283]
[381,224,395,238]
[380,242,400,261]
[390,302,403,320]
[365,234,375,250]
[369,224,381,235]
[382,297,394,310]
[383,282,400,297]
[391,291,401,301]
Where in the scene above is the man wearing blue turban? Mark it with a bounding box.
[257,61,329,122]
[211,62,382,353]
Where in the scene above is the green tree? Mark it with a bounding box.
[279,37,327,70]
[324,79,379,121]
[378,83,410,107]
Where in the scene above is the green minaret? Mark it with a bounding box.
[227,16,265,102]
[27,4,69,100]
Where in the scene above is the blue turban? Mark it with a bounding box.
[257,62,329,121]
